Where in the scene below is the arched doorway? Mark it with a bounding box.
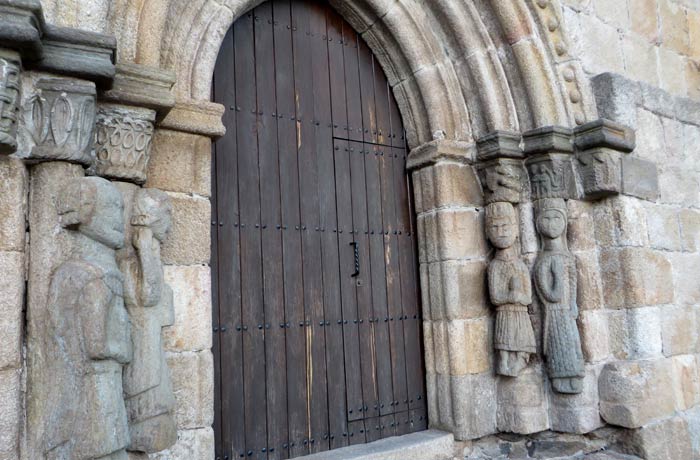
[211,1,426,458]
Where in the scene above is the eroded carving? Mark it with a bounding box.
[42,177,131,459]
[120,188,177,453]
[527,157,573,200]
[22,77,96,164]
[577,149,621,199]
[533,198,584,394]
[95,104,156,184]
[486,202,536,377]
[0,50,20,154]
[478,159,525,204]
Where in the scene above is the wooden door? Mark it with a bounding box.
[211,1,426,458]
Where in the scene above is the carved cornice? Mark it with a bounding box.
[0,0,44,57]
[406,139,476,171]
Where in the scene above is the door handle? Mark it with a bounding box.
[350,242,360,277]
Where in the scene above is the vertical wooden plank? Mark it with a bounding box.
[308,1,349,451]
[273,1,308,457]
[409,408,429,433]
[347,420,367,446]
[215,24,246,460]
[388,87,406,148]
[347,139,378,422]
[358,38,377,144]
[373,57,391,145]
[327,8,348,140]
[343,27,364,142]
[291,2,329,454]
[395,411,411,436]
[236,9,269,459]
[364,417,382,443]
[255,4,287,458]
[379,143,409,417]
[379,414,397,440]
[364,142,393,419]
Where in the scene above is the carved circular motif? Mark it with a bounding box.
[536,0,549,8]
[569,90,581,103]
[555,42,567,56]
[547,18,559,32]
[574,112,585,125]
[563,68,575,82]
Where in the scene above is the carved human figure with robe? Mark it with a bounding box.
[533,198,584,394]
[43,177,131,460]
[486,202,536,377]
[121,188,178,453]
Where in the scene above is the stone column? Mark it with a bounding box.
[475,131,549,435]
[408,139,496,441]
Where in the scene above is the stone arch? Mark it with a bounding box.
[132,0,599,148]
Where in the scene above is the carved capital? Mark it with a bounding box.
[94,104,156,184]
[100,63,176,115]
[477,158,526,204]
[0,49,21,154]
[0,0,44,57]
[523,126,574,155]
[573,118,635,200]
[20,75,96,165]
[523,127,576,200]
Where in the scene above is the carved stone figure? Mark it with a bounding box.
[95,104,156,184]
[42,177,131,459]
[22,77,96,164]
[533,198,584,394]
[577,149,621,199]
[0,50,21,154]
[479,159,524,204]
[120,188,177,453]
[486,202,536,377]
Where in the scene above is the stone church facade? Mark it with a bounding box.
[0,0,698,459]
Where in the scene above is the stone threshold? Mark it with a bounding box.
[293,430,455,460]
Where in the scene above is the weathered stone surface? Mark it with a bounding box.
[574,119,636,152]
[600,247,674,308]
[167,350,214,430]
[576,148,624,200]
[579,310,611,363]
[670,355,700,411]
[608,307,663,360]
[94,104,156,184]
[446,318,491,376]
[29,24,116,87]
[100,63,176,114]
[19,76,96,165]
[523,126,574,155]
[406,140,476,171]
[486,202,535,377]
[549,366,604,434]
[475,131,523,161]
[118,186,177,454]
[417,208,487,263]
[28,176,131,459]
[163,265,212,352]
[145,129,211,197]
[447,372,497,440]
[567,200,598,252]
[0,251,23,370]
[679,209,700,251]
[682,405,700,459]
[413,162,482,213]
[574,250,604,311]
[527,154,578,200]
[496,366,549,434]
[599,359,676,428]
[0,157,26,252]
[661,305,698,357]
[161,192,211,266]
[670,253,700,306]
[591,73,641,128]
[0,50,20,155]
[533,198,584,394]
[422,260,488,321]
[149,427,215,460]
[619,416,693,460]
[645,204,682,251]
[158,100,225,138]
[0,368,20,457]
[476,158,526,204]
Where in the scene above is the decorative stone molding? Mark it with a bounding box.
[118,185,177,454]
[0,50,21,154]
[0,0,44,57]
[29,25,116,87]
[19,76,96,165]
[94,104,156,184]
[101,63,176,116]
[573,119,636,200]
[158,100,225,138]
[406,139,476,171]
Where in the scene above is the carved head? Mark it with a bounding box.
[535,198,567,240]
[131,188,172,243]
[58,177,125,249]
[485,202,518,249]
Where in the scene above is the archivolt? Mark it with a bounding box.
[39,0,598,149]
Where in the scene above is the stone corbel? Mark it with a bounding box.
[573,118,636,200]
[523,126,577,201]
[475,131,526,204]
[406,138,476,171]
